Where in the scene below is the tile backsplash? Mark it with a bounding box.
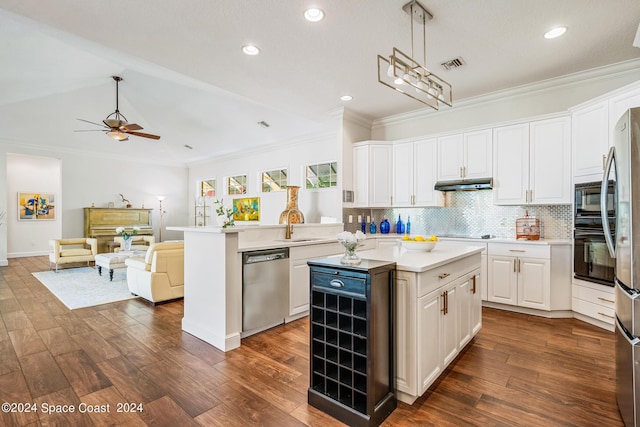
[343,190,573,239]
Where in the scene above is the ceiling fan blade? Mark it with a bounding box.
[121,123,143,131]
[77,118,109,128]
[126,131,161,140]
[73,129,108,132]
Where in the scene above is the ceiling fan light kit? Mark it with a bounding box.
[377,0,453,110]
[75,75,160,141]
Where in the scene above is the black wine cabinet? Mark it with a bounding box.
[307,258,396,427]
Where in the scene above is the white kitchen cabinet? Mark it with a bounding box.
[353,142,392,207]
[288,243,342,320]
[493,116,571,205]
[572,101,610,182]
[393,139,443,207]
[487,242,573,313]
[437,129,492,181]
[395,253,482,404]
[488,248,550,311]
[572,279,615,330]
[609,85,640,129]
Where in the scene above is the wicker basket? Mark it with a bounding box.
[516,211,540,240]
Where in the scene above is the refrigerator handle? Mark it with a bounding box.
[601,146,616,258]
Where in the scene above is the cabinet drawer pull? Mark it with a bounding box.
[438,273,450,280]
[472,275,477,294]
[509,249,526,253]
[597,297,615,304]
[598,311,615,319]
[329,279,345,288]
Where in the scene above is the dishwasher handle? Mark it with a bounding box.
[243,248,289,264]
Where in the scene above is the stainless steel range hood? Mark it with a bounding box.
[434,178,493,191]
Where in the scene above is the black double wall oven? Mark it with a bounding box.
[574,181,616,286]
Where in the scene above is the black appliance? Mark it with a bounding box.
[573,181,615,286]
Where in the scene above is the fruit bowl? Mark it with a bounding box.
[401,239,437,252]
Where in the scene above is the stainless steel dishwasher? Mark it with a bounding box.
[242,247,289,336]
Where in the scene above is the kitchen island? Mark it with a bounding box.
[167,222,482,400]
[356,245,483,404]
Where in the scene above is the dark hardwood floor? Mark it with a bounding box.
[0,256,623,426]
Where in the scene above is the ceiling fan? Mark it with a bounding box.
[76,76,160,141]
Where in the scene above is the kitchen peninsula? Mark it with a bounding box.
[169,223,482,406]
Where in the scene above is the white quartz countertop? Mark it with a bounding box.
[357,245,483,273]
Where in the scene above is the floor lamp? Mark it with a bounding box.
[157,196,166,242]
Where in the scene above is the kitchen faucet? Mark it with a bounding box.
[285,210,295,239]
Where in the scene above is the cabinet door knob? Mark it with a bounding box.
[329,279,345,288]
[513,259,517,272]
[472,275,477,294]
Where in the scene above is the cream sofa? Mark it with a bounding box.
[114,235,155,252]
[49,238,98,272]
[125,241,184,304]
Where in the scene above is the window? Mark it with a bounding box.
[200,179,216,197]
[227,174,247,195]
[262,168,288,192]
[306,161,338,189]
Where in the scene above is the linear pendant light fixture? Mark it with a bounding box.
[377,0,452,110]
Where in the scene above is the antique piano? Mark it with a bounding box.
[84,207,153,253]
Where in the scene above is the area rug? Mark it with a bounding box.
[32,267,136,310]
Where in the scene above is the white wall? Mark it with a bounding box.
[189,131,342,225]
[372,63,640,141]
[1,144,189,259]
[7,154,61,259]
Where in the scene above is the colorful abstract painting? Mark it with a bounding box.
[232,197,260,221]
[19,192,56,220]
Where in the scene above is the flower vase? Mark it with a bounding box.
[123,238,132,251]
[278,186,305,225]
[341,247,361,265]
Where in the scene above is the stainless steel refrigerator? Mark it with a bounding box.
[602,107,640,427]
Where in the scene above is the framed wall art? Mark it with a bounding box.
[18,192,56,220]
[232,197,260,221]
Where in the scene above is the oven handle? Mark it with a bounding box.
[601,146,616,259]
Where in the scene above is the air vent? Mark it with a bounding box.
[441,57,466,71]
[257,121,270,128]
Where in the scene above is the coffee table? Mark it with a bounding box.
[95,251,146,281]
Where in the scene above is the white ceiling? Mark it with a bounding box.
[0,0,639,166]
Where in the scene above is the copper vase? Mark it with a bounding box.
[279,186,305,224]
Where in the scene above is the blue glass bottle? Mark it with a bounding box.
[369,221,377,234]
[380,218,390,234]
[396,215,404,234]
[361,215,366,233]
[406,216,411,235]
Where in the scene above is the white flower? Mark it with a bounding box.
[116,226,124,234]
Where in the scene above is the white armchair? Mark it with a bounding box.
[49,238,98,272]
[113,235,155,252]
[125,241,184,304]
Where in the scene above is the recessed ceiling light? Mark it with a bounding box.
[242,44,260,55]
[304,8,325,22]
[340,95,353,101]
[544,26,567,39]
